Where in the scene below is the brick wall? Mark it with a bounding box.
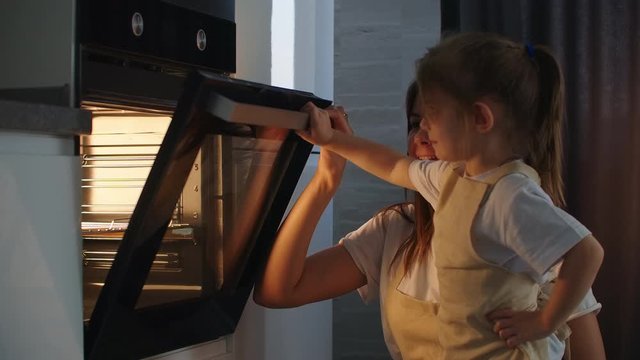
[332,1,440,358]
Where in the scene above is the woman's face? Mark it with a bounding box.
[408,95,436,160]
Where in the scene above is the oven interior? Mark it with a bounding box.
[80,101,295,320]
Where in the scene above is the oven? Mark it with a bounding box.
[80,70,329,360]
[0,1,331,359]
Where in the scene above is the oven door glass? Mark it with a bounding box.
[83,71,330,360]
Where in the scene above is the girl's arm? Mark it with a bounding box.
[489,235,604,347]
[298,102,416,190]
[254,109,367,308]
[566,311,606,360]
[539,235,604,335]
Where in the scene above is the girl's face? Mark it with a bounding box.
[419,88,469,161]
[408,95,436,160]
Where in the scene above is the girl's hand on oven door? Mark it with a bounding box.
[326,105,352,134]
[297,102,336,146]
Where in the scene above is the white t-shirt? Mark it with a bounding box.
[340,205,601,360]
[408,159,591,283]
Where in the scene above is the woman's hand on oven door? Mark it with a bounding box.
[315,105,352,190]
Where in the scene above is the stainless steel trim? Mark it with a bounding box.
[88,283,202,291]
[207,92,309,130]
[83,250,182,271]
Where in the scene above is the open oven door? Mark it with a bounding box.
[83,70,331,359]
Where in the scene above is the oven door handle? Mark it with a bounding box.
[206,92,310,130]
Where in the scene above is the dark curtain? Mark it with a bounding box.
[441,1,640,359]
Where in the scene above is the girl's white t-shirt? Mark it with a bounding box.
[340,205,601,360]
[408,159,591,283]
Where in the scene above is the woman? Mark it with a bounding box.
[254,82,604,359]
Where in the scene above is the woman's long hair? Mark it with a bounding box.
[385,81,435,276]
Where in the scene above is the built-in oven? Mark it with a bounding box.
[0,0,331,359]
[80,68,329,360]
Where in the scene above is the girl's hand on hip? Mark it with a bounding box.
[487,308,553,348]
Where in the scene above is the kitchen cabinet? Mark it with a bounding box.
[0,99,90,359]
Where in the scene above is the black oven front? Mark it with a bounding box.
[79,50,330,360]
[75,1,331,359]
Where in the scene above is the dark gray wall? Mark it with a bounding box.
[332,1,440,358]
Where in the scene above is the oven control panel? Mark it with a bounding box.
[78,0,236,73]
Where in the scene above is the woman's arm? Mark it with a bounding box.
[253,172,366,307]
[566,311,606,360]
[298,102,416,190]
[254,109,367,308]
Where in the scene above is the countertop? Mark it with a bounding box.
[0,98,91,135]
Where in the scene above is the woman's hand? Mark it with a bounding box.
[487,308,554,348]
[254,105,364,309]
[315,105,353,190]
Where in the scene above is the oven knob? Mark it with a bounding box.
[196,29,207,51]
[132,12,144,37]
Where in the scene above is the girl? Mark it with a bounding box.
[297,32,604,359]
[256,78,604,359]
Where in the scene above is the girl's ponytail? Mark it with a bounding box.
[416,33,567,206]
[528,45,566,207]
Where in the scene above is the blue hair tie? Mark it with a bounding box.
[525,43,535,59]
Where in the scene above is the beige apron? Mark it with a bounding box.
[385,260,442,359]
[434,161,548,359]
[385,161,569,359]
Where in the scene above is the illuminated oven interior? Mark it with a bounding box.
[80,104,291,320]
